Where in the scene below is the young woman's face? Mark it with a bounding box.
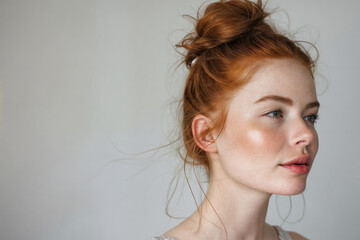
[212,58,319,195]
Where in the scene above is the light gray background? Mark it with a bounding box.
[0,0,359,239]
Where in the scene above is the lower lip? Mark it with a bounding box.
[280,164,310,174]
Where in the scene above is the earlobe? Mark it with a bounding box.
[192,115,218,153]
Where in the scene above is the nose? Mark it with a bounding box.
[289,117,315,148]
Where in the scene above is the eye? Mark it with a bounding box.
[304,114,319,124]
[265,110,284,119]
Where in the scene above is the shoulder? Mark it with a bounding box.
[288,231,308,240]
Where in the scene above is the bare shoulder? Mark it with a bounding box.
[163,219,198,240]
[288,231,309,240]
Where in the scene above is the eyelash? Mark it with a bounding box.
[265,110,319,124]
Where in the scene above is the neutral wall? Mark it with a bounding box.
[0,0,359,239]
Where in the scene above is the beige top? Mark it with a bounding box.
[150,225,293,240]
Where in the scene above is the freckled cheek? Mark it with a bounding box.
[234,126,285,156]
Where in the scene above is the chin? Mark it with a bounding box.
[274,177,308,196]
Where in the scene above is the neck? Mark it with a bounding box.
[192,178,273,240]
[166,158,280,240]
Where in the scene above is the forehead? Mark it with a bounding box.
[236,58,317,102]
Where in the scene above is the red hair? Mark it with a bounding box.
[176,0,317,177]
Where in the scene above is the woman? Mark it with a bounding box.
[153,0,319,239]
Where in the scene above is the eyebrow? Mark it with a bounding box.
[254,95,320,109]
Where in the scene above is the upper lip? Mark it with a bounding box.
[280,155,311,166]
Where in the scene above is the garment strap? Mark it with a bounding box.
[150,236,176,240]
[274,226,293,240]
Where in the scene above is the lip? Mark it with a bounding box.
[279,155,312,175]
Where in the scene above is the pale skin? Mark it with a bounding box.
[165,58,319,240]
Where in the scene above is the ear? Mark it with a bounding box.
[191,115,218,153]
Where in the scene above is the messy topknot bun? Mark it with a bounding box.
[179,0,271,68]
[177,0,317,176]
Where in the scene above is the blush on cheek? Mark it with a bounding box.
[239,127,284,155]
